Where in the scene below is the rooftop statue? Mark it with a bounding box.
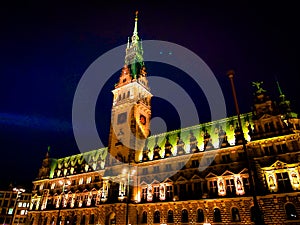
[252,81,266,94]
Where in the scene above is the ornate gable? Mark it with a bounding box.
[205,172,218,179]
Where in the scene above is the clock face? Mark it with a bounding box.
[140,114,146,125]
[117,112,127,124]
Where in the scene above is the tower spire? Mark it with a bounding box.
[131,11,139,43]
[276,79,284,99]
[133,11,138,36]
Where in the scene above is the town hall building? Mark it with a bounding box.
[27,12,300,225]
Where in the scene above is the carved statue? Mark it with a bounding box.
[252,81,266,94]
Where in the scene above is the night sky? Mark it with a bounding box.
[0,1,299,188]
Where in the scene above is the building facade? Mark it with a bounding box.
[27,13,300,225]
[0,186,31,225]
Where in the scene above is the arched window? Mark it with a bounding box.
[250,207,255,222]
[64,216,70,225]
[80,215,86,225]
[197,209,204,222]
[51,216,55,225]
[182,209,188,222]
[72,215,77,225]
[213,208,222,222]
[142,211,147,224]
[43,217,47,225]
[154,211,160,223]
[285,203,298,220]
[57,216,62,225]
[167,210,174,223]
[231,207,240,222]
[89,214,95,224]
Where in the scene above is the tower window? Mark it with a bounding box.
[127,91,130,98]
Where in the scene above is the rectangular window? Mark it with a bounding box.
[153,186,159,201]
[191,160,199,168]
[206,157,215,166]
[263,146,270,156]
[276,172,292,192]
[222,154,231,163]
[292,141,298,151]
[166,164,172,171]
[142,168,148,175]
[194,182,202,196]
[141,187,147,201]
[153,166,159,173]
[209,181,218,196]
[177,161,185,169]
[3,200,8,207]
[242,177,250,193]
[238,151,245,160]
[1,208,6,215]
[226,179,236,195]
[8,208,13,215]
[166,185,173,200]
[179,184,187,200]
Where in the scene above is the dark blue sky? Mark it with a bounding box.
[0,1,299,188]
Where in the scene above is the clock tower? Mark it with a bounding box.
[108,12,152,165]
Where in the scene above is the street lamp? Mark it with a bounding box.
[10,187,25,225]
[227,70,265,225]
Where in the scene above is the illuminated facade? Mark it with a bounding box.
[27,13,300,225]
[0,187,31,225]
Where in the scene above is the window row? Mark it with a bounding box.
[141,207,240,224]
[36,175,100,191]
[140,203,299,223]
[140,175,249,202]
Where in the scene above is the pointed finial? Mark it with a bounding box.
[133,11,139,37]
[45,146,50,158]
